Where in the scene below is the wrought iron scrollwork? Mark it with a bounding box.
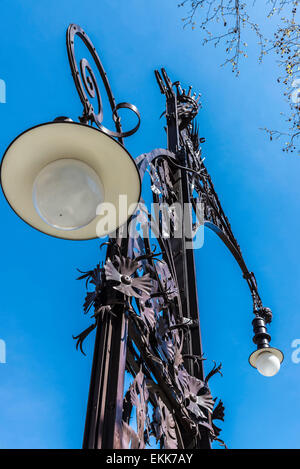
[184,121,267,315]
[66,23,140,142]
[154,68,270,319]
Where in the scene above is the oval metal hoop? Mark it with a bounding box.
[66,23,140,141]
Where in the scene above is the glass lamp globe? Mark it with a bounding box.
[33,159,104,230]
[255,351,281,377]
[249,346,283,377]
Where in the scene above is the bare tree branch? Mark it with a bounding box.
[264,10,300,153]
[178,0,300,153]
[179,1,264,75]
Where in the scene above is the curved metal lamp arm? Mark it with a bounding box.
[188,148,270,321]
[66,23,140,143]
[154,68,272,323]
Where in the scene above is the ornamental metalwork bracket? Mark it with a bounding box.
[154,68,271,322]
[66,23,140,144]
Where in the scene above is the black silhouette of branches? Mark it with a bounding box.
[263,11,300,152]
[178,1,300,153]
[179,1,264,74]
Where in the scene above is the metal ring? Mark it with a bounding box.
[108,102,140,138]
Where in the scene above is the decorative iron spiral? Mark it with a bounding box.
[66,23,140,142]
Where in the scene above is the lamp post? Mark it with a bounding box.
[0,24,283,449]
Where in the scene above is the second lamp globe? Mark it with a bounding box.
[255,351,281,377]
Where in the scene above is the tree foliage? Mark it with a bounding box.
[179,1,300,153]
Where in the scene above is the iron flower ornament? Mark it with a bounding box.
[104,256,152,299]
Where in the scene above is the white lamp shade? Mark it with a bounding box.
[0,122,141,240]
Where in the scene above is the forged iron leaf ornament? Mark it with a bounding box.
[77,264,103,314]
[73,323,97,356]
[82,291,97,315]
[195,393,215,415]
[139,300,157,330]
[73,305,115,355]
[128,369,150,449]
[211,399,225,439]
[148,160,174,201]
[159,335,176,363]
[73,260,122,354]
[121,421,139,450]
[169,317,199,331]
[104,257,152,299]
[152,397,178,449]
[173,347,184,370]
[176,368,215,420]
[148,163,163,196]
[205,361,223,384]
[175,84,201,130]
[155,260,179,300]
[212,399,225,422]
[129,233,147,259]
[77,263,102,289]
[155,313,185,364]
[156,314,169,339]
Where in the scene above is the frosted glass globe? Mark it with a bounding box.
[33,159,104,230]
[256,351,281,377]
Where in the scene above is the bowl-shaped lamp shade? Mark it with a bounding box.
[249,347,284,377]
[0,122,141,240]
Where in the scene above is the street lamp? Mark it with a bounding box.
[0,23,284,449]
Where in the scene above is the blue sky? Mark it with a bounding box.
[0,0,299,449]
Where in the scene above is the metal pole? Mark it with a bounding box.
[163,75,211,449]
[82,241,128,449]
[82,310,128,449]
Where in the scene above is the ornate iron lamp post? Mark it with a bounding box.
[0,24,283,449]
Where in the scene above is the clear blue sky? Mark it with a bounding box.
[0,0,299,449]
